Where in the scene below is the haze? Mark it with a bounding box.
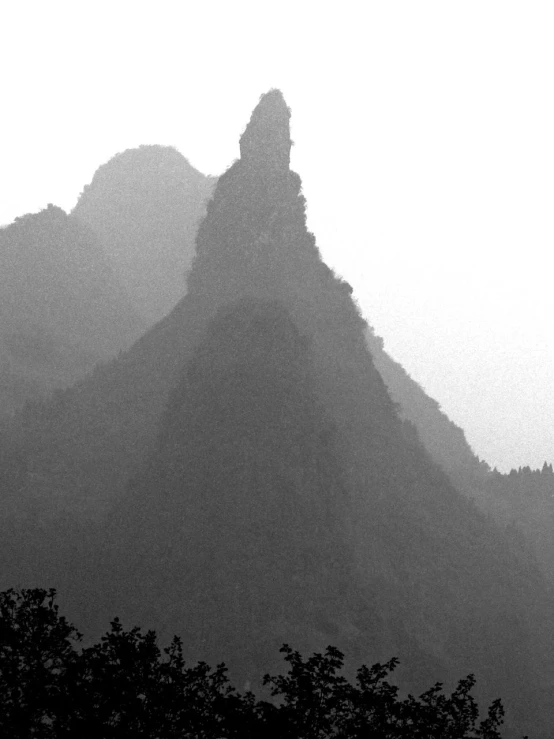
[1,1,552,471]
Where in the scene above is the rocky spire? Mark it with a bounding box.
[239,89,292,170]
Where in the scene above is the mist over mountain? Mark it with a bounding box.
[0,92,552,736]
[0,204,144,415]
[71,145,215,323]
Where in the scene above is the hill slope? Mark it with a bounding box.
[365,327,554,581]
[364,327,488,480]
[0,91,550,735]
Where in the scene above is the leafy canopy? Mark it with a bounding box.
[0,588,511,738]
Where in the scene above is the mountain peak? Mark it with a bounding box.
[239,89,292,170]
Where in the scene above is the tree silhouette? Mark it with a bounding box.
[0,588,513,738]
[260,644,506,739]
[0,588,82,737]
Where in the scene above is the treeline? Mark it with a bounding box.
[0,588,513,738]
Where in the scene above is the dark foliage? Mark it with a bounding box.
[0,588,82,737]
[0,589,510,738]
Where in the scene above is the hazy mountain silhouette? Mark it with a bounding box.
[0,92,551,736]
[365,326,485,478]
[104,298,357,678]
[0,204,144,415]
[71,145,215,324]
[364,328,554,584]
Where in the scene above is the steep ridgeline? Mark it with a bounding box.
[0,205,144,415]
[71,146,215,324]
[365,328,554,580]
[0,92,551,735]
[364,327,489,488]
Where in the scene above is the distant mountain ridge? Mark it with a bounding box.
[364,326,486,482]
[0,204,145,414]
[0,147,214,417]
[71,145,215,323]
[364,326,554,581]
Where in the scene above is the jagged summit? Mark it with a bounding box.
[239,89,292,170]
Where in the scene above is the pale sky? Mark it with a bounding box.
[1,1,553,471]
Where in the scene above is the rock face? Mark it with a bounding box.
[71,145,215,324]
[0,204,144,415]
[0,91,551,735]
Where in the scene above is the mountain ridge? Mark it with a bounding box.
[71,144,215,323]
[0,203,145,415]
[0,90,551,736]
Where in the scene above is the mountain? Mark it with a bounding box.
[105,297,357,678]
[0,91,551,735]
[71,145,215,324]
[0,204,145,415]
[365,328,554,582]
[0,145,214,417]
[364,326,486,484]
